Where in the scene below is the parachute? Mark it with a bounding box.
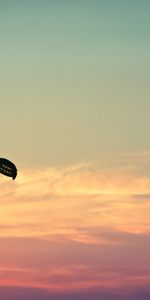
[0,158,17,180]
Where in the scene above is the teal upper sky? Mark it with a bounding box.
[0,0,150,166]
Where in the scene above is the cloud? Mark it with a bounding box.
[0,160,150,240]
[133,193,150,200]
[0,235,150,294]
[0,159,150,297]
[0,286,135,300]
[1,284,150,300]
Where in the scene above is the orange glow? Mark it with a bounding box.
[0,161,150,295]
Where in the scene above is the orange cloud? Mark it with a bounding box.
[0,157,149,243]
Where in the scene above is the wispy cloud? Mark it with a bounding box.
[0,156,150,297]
[0,157,150,240]
[0,262,149,292]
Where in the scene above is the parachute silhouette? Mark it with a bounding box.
[0,158,17,180]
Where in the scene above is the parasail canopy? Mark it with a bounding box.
[0,158,17,180]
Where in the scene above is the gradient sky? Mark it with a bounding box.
[0,1,150,299]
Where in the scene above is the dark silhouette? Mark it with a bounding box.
[0,158,17,180]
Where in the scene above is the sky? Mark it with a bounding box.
[0,1,150,299]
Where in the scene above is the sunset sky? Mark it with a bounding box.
[0,1,150,299]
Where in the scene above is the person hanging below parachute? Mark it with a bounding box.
[0,158,17,180]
